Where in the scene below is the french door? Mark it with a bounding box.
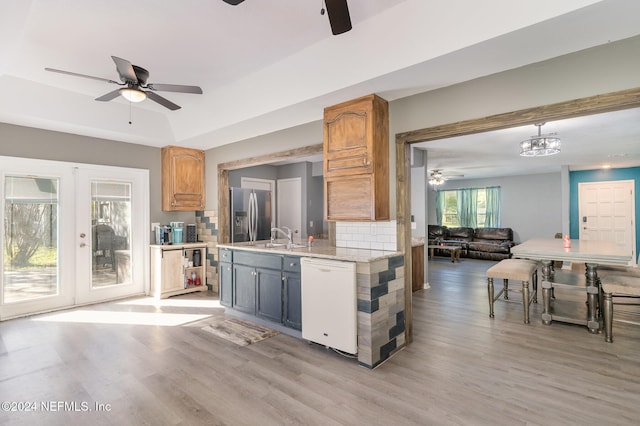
[0,157,148,320]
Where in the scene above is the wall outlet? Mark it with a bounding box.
[151,222,160,232]
[371,223,376,235]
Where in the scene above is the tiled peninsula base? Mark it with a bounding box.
[195,210,219,293]
[356,255,405,368]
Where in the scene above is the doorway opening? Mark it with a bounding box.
[396,87,640,343]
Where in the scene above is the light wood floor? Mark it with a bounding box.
[1,258,639,425]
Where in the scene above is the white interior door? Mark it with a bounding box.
[277,178,303,239]
[579,180,635,262]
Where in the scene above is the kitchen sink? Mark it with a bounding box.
[287,243,308,249]
[260,242,307,249]
[261,242,287,248]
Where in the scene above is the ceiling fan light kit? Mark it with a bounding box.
[520,123,561,157]
[428,169,446,186]
[119,87,147,103]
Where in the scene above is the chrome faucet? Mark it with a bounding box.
[271,226,293,245]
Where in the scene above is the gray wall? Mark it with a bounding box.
[229,165,277,187]
[205,35,640,223]
[227,161,327,238]
[0,122,194,240]
[425,173,562,243]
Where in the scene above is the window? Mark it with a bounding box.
[436,186,500,228]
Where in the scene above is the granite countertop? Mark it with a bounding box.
[150,242,207,249]
[217,239,402,263]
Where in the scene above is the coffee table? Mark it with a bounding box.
[427,245,461,263]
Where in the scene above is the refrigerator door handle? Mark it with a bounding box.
[249,192,256,242]
[253,191,259,242]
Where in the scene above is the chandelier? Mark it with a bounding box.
[428,169,446,186]
[520,123,561,157]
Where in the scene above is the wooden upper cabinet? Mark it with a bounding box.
[161,146,205,211]
[323,94,389,221]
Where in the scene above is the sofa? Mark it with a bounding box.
[427,225,515,261]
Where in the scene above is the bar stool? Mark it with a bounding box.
[487,259,539,324]
[601,274,640,343]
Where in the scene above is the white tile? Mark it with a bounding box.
[383,242,397,251]
[370,242,384,250]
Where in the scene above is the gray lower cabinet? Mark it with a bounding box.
[283,255,302,330]
[233,263,256,314]
[219,261,232,307]
[256,267,283,323]
[219,248,303,331]
[219,248,233,307]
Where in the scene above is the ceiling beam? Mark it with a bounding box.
[396,87,640,144]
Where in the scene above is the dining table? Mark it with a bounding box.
[511,238,633,333]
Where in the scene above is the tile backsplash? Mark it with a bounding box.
[335,220,397,251]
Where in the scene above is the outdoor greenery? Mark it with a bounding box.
[442,189,487,227]
[4,203,57,268]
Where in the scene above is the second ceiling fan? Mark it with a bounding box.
[223,0,352,35]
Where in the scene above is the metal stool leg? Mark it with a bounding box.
[522,280,530,324]
[504,278,509,300]
[488,278,495,318]
[603,291,613,343]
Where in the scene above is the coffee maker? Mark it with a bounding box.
[155,225,172,245]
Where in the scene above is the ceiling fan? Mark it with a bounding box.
[45,56,203,111]
[429,169,464,186]
[223,0,352,35]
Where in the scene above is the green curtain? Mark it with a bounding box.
[435,190,445,226]
[457,188,478,228]
[485,186,501,227]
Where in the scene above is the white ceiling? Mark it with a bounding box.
[414,107,640,180]
[1,0,639,181]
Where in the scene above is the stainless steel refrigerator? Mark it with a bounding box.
[230,187,273,243]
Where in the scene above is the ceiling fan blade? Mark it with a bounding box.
[111,56,138,84]
[146,91,181,110]
[147,83,203,94]
[95,89,122,102]
[45,67,119,85]
[325,0,352,35]
[222,0,245,5]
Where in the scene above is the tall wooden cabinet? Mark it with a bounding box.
[161,145,205,211]
[323,94,389,221]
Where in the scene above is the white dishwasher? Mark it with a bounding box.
[301,257,357,354]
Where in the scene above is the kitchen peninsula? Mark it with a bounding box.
[217,239,405,369]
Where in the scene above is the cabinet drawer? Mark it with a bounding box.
[283,255,301,273]
[219,248,233,263]
[325,150,371,177]
[234,251,282,270]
